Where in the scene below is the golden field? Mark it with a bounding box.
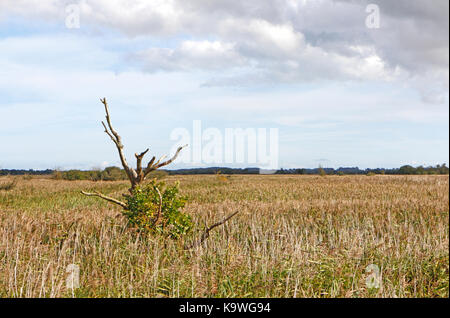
[0,174,448,297]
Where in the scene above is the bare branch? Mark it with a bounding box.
[143,145,187,178]
[99,98,136,185]
[135,149,149,163]
[135,148,149,182]
[154,155,167,167]
[81,191,128,209]
[185,211,240,249]
[101,98,122,145]
[101,121,117,145]
[154,145,187,169]
[143,156,156,175]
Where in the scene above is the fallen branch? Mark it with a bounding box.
[185,211,240,249]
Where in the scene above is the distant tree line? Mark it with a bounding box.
[0,169,53,176]
[0,167,168,180]
[167,167,261,175]
[1,164,448,179]
[274,164,449,175]
[52,166,128,181]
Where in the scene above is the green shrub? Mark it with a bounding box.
[146,170,169,180]
[123,180,192,239]
[52,170,63,180]
[318,166,327,176]
[101,166,127,181]
[57,167,127,181]
[61,170,84,180]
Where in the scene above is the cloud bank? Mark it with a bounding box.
[1,0,448,95]
[0,1,448,169]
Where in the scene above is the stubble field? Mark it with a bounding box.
[0,174,448,297]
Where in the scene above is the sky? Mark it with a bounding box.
[0,0,448,170]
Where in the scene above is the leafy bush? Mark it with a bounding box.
[318,166,327,176]
[52,170,63,180]
[146,170,169,180]
[101,166,127,181]
[55,167,127,181]
[123,180,192,239]
[61,170,85,180]
[215,170,230,182]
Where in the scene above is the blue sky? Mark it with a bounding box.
[0,1,448,170]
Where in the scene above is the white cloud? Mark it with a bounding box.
[131,40,244,72]
[222,18,305,59]
[0,0,447,103]
[0,1,447,80]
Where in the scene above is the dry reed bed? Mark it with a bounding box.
[0,175,448,297]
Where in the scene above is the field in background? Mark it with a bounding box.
[0,175,448,297]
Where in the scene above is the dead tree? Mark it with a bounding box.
[81,98,186,203]
[81,98,239,248]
